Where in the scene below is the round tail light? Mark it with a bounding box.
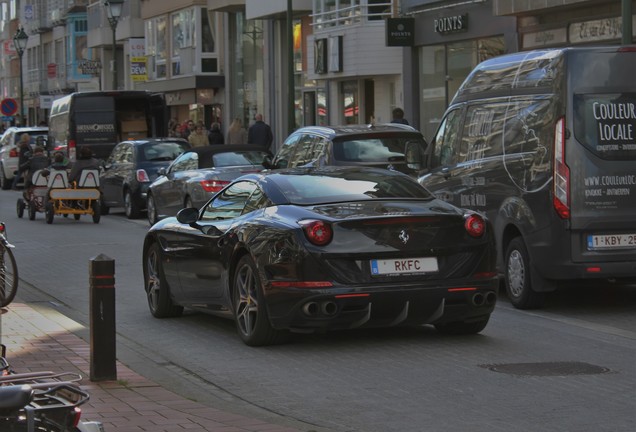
[464,214,486,238]
[299,220,333,246]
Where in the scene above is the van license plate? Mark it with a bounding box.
[587,234,636,250]
[371,257,438,276]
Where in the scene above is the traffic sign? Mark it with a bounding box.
[0,98,18,116]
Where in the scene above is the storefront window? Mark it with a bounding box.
[342,81,359,124]
[229,14,265,130]
[419,37,504,140]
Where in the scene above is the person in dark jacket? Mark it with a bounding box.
[21,146,50,189]
[69,146,100,186]
[208,122,224,145]
[12,133,32,190]
[247,114,273,150]
[391,107,409,125]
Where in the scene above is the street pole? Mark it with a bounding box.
[622,0,632,45]
[13,27,28,126]
[287,0,295,135]
[104,0,124,90]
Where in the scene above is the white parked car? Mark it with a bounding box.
[0,126,49,190]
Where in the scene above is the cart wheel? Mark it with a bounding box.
[28,201,36,220]
[92,200,101,224]
[73,213,81,221]
[45,202,54,224]
[16,199,25,218]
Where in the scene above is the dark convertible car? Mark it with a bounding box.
[142,167,498,346]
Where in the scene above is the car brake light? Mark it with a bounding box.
[136,169,150,182]
[9,147,19,157]
[200,179,230,193]
[299,219,333,246]
[464,213,485,238]
[68,139,77,162]
[553,117,570,219]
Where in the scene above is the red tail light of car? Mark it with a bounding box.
[553,117,570,219]
[299,219,333,246]
[464,213,486,238]
[200,179,230,193]
[136,169,150,182]
[68,139,77,162]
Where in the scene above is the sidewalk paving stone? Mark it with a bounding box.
[0,302,301,432]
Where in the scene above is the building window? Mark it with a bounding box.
[418,37,504,140]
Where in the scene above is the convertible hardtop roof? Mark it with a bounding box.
[184,144,270,157]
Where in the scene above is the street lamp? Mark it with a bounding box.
[13,27,28,126]
[104,0,124,90]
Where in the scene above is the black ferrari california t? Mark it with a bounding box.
[142,166,498,346]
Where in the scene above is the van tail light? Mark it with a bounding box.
[9,147,18,157]
[69,139,77,162]
[136,169,150,182]
[299,219,333,246]
[200,179,230,193]
[553,117,570,219]
[464,213,486,238]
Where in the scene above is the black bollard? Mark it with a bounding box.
[89,254,117,381]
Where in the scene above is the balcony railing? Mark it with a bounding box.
[311,2,394,31]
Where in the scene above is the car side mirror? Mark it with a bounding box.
[276,159,288,169]
[177,207,199,225]
[405,141,425,171]
[262,155,273,169]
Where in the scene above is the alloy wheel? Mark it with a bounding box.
[507,249,525,298]
[235,263,259,338]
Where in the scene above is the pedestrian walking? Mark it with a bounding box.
[248,113,273,150]
[208,123,224,145]
[188,124,209,147]
[227,118,248,145]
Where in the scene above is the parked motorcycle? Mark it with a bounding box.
[0,222,18,307]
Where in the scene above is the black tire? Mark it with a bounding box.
[0,243,19,307]
[74,213,81,221]
[233,255,288,346]
[45,202,54,224]
[28,201,36,220]
[91,200,101,224]
[124,189,141,219]
[100,199,110,215]
[147,194,158,226]
[144,243,183,318]
[435,315,490,335]
[504,236,546,309]
[0,167,11,190]
[16,199,25,218]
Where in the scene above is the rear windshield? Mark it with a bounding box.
[211,151,269,168]
[333,135,426,163]
[273,170,433,205]
[573,93,636,161]
[141,141,190,162]
[14,131,48,145]
[571,50,636,161]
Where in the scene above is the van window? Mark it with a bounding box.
[573,93,636,161]
[431,109,462,166]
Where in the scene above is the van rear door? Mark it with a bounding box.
[149,93,168,137]
[568,48,636,256]
[74,95,118,160]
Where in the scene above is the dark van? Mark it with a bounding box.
[418,46,636,309]
[48,91,168,162]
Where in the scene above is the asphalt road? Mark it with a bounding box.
[1,190,635,432]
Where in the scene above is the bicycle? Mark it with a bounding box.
[0,221,19,308]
